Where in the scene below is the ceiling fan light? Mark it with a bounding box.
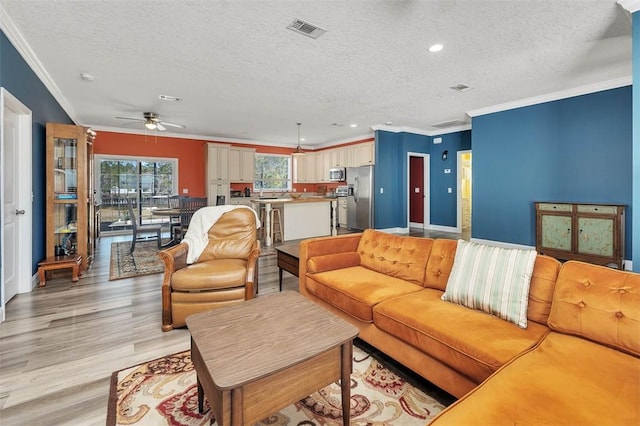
[144,122,156,130]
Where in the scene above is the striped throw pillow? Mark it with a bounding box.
[441,240,537,328]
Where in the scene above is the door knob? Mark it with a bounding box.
[15,209,26,215]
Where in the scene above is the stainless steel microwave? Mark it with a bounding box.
[329,167,346,182]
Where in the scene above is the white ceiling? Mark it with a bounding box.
[0,0,632,149]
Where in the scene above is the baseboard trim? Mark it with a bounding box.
[429,225,459,233]
[378,227,409,234]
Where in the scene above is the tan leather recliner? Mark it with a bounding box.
[158,207,260,331]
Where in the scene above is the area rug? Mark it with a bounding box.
[107,345,447,425]
[109,241,165,281]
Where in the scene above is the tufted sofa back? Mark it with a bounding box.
[198,208,257,262]
[548,261,640,357]
[356,229,434,286]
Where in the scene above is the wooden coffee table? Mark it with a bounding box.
[186,291,359,426]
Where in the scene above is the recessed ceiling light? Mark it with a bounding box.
[80,72,94,81]
[428,44,443,53]
[350,123,358,128]
[385,121,393,125]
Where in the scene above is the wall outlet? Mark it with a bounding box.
[293,188,297,192]
[448,187,452,193]
[444,169,451,174]
[182,188,189,194]
[303,188,307,192]
[380,187,384,194]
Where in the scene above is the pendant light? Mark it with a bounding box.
[291,122,305,156]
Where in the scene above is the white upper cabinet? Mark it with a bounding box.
[229,147,256,182]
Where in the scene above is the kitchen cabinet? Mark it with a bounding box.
[338,198,347,227]
[205,143,230,204]
[348,141,375,166]
[229,147,255,183]
[294,152,316,183]
[535,202,625,269]
[316,151,330,182]
[45,123,96,272]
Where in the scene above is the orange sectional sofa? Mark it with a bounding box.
[298,229,639,425]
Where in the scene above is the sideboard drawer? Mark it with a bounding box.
[537,203,572,212]
[577,205,618,215]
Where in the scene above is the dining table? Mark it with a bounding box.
[151,208,181,247]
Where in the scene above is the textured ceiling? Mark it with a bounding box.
[0,0,632,148]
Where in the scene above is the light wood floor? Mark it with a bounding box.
[0,227,463,425]
[0,235,299,425]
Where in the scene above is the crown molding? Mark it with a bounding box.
[467,76,632,118]
[0,4,78,123]
[618,0,640,13]
[370,124,432,136]
[370,124,472,137]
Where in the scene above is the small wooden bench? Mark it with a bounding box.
[37,255,82,287]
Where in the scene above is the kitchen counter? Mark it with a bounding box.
[251,197,337,246]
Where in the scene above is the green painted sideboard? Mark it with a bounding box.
[535,202,625,269]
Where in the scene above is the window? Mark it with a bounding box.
[254,153,291,191]
[96,155,178,234]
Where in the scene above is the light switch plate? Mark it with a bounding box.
[444,168,451,174]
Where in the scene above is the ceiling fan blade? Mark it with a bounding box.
[159,121,186,129]
[115,116,144,122]
[155,123,167,131]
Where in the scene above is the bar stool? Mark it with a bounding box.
[257,207,266,240]
[270,208,283,243]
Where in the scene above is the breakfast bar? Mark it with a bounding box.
[251,197,337,246]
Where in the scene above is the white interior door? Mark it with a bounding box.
[1,88,32,322]
[3,106,19,302]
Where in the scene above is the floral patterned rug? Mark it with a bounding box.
[107,344,448,425]
[109,241,165,281]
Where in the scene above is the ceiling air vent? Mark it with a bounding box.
[450,84,471,92]
[287,18,326,39]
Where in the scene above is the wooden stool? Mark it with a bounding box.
[270,208,283,243]
[258,207,266,240]
[37,255,82,287]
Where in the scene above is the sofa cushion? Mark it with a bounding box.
[424,238,458,291]
[356,230,434,286]
[548,261,640,357]
[429,332,640,426]
[374,288,549,383]
[442,240,537,328]
[525,254,562,325]
[305,266,424,322]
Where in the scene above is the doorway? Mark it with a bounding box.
[457,151,472,234]
[1,88,33,322]
[407,153,430,230]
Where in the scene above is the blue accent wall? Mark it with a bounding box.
[1,31,73,275]
[374,129,471,230]
[472,86,632,259]
[430,131,471,227]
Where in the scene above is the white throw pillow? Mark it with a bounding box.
[441,240,537,328]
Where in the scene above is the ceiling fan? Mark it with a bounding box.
[115,112,185,131]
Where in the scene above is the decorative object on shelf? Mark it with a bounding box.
[291,122,306,156]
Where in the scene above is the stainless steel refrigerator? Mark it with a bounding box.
[347,165,374,230]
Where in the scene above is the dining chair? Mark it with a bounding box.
[126,198,162,253]
[168,195,185,238]
[173,197,208,242]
